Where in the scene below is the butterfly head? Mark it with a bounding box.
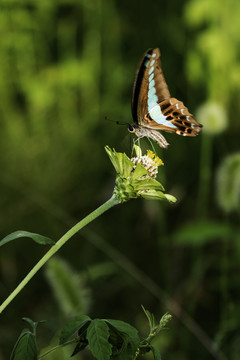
[128,124,136,133]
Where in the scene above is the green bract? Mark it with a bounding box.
[105,146,176,204]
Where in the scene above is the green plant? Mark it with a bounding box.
[1,145,175,359]
[10,308,172,360]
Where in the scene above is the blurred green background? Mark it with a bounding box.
[0,0,240,359]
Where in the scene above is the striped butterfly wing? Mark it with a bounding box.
[132,48,202,137]
[132,48,170,124]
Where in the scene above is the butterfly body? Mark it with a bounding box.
[128,123,170,148]
[129,48,202,148]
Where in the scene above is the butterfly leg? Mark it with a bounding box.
[147,137,157,154]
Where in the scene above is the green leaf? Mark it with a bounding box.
[59,315,91,344]
[121,153,134,178]
[131,178,164,191]
[22,318,41,335]
[141,190,172,202]
[131,163,149,180]
[173,221,232,246]
[0,231,54,248]
[134,144,142,158]
[86,319,112,360]
[151,345,162,360]
[105,146,133,178]
[71,340,88,356]
[107,326,125,357]
[164,194,177,203]
[141,306,157,330]
[105,146,121,174]
[113,351,132,360]
[105,319,140,355]
[10,329,38,360]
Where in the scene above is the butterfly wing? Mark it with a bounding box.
[131,48,170,125]
[132,48,202,137]
[145,98,202,136]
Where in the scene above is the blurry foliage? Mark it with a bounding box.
[173,220,232,246]
[216,153,240,213]
[0,0,240,359]
[46,257,91,317]
[185,0,240,105]
[196,102,227,135]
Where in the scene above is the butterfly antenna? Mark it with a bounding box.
[105,116,115,123]
[116,120,131,126]
[105,117,130,128]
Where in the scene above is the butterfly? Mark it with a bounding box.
[128,48,202,148]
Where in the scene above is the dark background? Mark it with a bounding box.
[0,0,240,359]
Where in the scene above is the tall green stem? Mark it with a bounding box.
[0,195,119,314]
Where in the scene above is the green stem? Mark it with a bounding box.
[38,339,77,359]
[0,195,119,314]
[133,349,140,360]
[145,329,158,344]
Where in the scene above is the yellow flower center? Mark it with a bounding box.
[146,150,164,166]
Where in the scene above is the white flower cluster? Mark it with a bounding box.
[131,155,159,179]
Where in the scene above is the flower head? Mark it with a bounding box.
[131,150,164,179]
[105,145,176,204]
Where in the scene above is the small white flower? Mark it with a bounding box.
[131,150,164,179]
